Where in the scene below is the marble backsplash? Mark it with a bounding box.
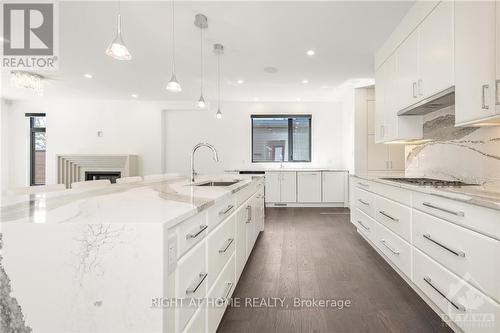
[405,106,500,189]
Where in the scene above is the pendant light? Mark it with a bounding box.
[166,0,182,92]
[194,14,208,108]
[214,44,224,119]
[106,0,132,60]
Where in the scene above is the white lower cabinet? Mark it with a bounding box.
[297,171,321,202]
[350,176,500,332]
[322,171,346,203]
[206,256,236,333]
[413,248,500,333]
[169,179,265,333]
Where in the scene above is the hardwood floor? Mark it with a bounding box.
[217,207,453,333]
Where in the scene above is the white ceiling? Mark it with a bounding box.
[1,1,413,102]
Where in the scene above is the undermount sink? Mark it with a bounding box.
[194,180,240,187]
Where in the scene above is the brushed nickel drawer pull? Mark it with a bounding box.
[380,239,400,255]
[357,220,370,231]
[496,80,500,105]
[379,210,399,222]
[412,82,417,98]
[358,199,370,206]
[245,205,252,223]
[219,238,234,253]
[482,84,490,110]
[423,234,465,258]
[422,202,464,217]
[423,276,466,312]
[358,183,369,188]
[223,282,234,299]
[219,205,234,216]
[186,224,208,239]
[186,272,208,295]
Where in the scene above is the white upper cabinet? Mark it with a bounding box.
[396,30,420,111]
[418,0,454,100]
[375,53,399,143]
[497,0,500,115]
[455,1,499,125]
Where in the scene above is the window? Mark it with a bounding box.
[27,113,46,186]
[251,115,311,162]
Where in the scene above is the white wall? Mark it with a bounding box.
[2,99,166,189]
[164,101,347,175]
[1,99,351,191]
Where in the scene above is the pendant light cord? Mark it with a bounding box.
[171,0,176,73]
[200,28,203,94]
[217,52,221,109]
[117,0,122,33]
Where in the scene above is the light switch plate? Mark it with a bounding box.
[167,234,178,275]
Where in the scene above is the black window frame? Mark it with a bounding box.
[26,113,46,186]
[251,114,312,163]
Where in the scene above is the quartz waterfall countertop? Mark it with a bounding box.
[0,175,263,225]
[351,173,500,211]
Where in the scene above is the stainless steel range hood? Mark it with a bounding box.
[397,86,455,116]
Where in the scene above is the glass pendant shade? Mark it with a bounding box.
[216,109,222,119]
[197,95,206,108]
[106,14,132,60]
[166,74,182,92]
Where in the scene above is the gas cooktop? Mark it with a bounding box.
[380,177,478,188]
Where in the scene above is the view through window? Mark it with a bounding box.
[27,114,46,186]
[251,115,311,162]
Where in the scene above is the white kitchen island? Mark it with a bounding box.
[0,175,265,333]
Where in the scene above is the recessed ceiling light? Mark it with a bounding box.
[296,98,302,101]
[237,79,244,84]
[264,67,278,74]
[83,74,93,79]
[306,50,315,56]
[302,79,309,84]
[131,94,138,98]
[253,97,260,102]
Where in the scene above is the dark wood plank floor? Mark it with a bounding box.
[217,207,453,333]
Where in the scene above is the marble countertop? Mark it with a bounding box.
[0,175,263,225]
[351,173,500,211]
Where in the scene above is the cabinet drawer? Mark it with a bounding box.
[374,195,411,242]
[413,248,500,333]
[352,208,376,244]
[236,181,259,206]
[182,306,206,333]
[353,187,375,217]
[375,223,412,278]
[413,210,500,303]
[175,240,207,332]
[176,212,208,258]
[207,214,236,289]
[208,196,237,231]
[412,191,500,240]
[207,255,236,333]
[351,177,374,191]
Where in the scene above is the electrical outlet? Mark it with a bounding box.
[167,234,178,275]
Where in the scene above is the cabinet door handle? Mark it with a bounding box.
[358,182,369,188]
[422,202,464,217]
[380,239,400,255]
[357,220,370,231]
[380,125,385,137]
[418,79,423,96]
[423,234,465,257]
[219,238,234,253]
[245,205,252,223]
[219,205,234,216]
[358,198,370,206]
[423,277,466,312]
[482,84,490,109]
[186,224,208,239]
[223,282,234,299]
[379,210,399,222]
[412,82,418,98]
[186,272,208,295]
[496,80,500,106]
